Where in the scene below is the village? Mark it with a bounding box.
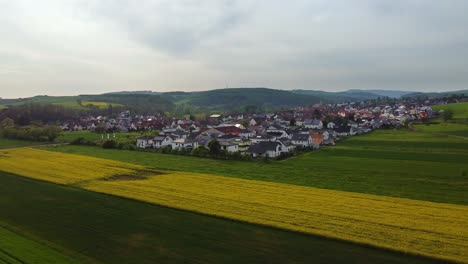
[59,100,438,159]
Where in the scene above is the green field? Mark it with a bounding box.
[0,138,47,148]
[56,130,155,144]
[48,129,468,205]
[0,172,442,264]
[432,102,468,120]
[0,224,81,264]
[414,122,468,137]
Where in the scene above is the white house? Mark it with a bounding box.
[247,141,282,158]
[219,141,239,153]
[304,119,323,129]
[250,134,277,143]
[136,136,155,148]
[291,133,313,147]
[153,135,173,148]
[265,125,289,138]
[171,138,199,151]
[327,122,336,129]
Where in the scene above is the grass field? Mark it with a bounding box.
[0,172,442,264]
[0,138,47,148]
[414,122,468,137]
[0,223,81,264]
[56,130,153,144]
[48,129,468,205]
[432,102,468,120]
[0,148,467,262]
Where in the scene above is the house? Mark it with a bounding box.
[250,134,276,143]
[277,139,296,153]
[291,133,312,148]
[215,126,243,136]
[171,138,199,151]
[219,141,239,153]
[136,136,155,148]
[327,122,336,129]
[303,119,323,129]
[153,135,173,148]
[335,126,355,137]
[247,141,282,158]
[239,129,255,139]
[311,132,324,146]
[265,125,290,138]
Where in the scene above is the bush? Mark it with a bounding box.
[102,140,117,149]
[192,146,209,157]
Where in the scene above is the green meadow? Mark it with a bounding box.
[0,138,47,148]
[0,172,442,264]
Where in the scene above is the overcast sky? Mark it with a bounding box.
[1,0,467,98]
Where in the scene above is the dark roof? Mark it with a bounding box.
[266,131,284,137]
[215,126,243,134]
[278,139,294,147]
[334,126,350,133]
[291,133,311,141]
[247,141,280,153]
[267,124,284,130]
[153,136,167,142]
[217,134,240,140]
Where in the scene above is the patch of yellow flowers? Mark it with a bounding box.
[1,148,467,263]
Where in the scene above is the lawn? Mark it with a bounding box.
[414,122,468,137]
[0,224,82,264]
[432,102,468,120]
[0,172,442,264]
[0,138,47,148]
[48,129,468,205]
[56,130,155,144]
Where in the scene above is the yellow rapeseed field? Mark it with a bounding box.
[1,148,467,263]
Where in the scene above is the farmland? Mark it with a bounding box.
[0,223,81,264]
[49,129,468,205]
[0,148,467,262]
[0,172,441,264]
[0,138,48,149]
[432,102,468,120]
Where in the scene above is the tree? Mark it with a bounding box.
[313,109,321,118]
[208,140,221,156]
[289,118,296,126]
[0,117,14,128]
[442,110,454,122]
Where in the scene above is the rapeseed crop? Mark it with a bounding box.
[1,148,467,263]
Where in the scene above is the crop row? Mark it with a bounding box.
[1,148,467,263]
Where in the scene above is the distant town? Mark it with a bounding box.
[55,95,465,159]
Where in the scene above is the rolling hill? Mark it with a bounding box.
[161,88,322,111]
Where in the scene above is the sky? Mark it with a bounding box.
[1,0,468,98]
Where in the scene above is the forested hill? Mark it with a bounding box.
[161,88,322,111]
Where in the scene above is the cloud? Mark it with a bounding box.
[0,0,467,98]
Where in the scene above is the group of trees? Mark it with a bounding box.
[0,117,62,141]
